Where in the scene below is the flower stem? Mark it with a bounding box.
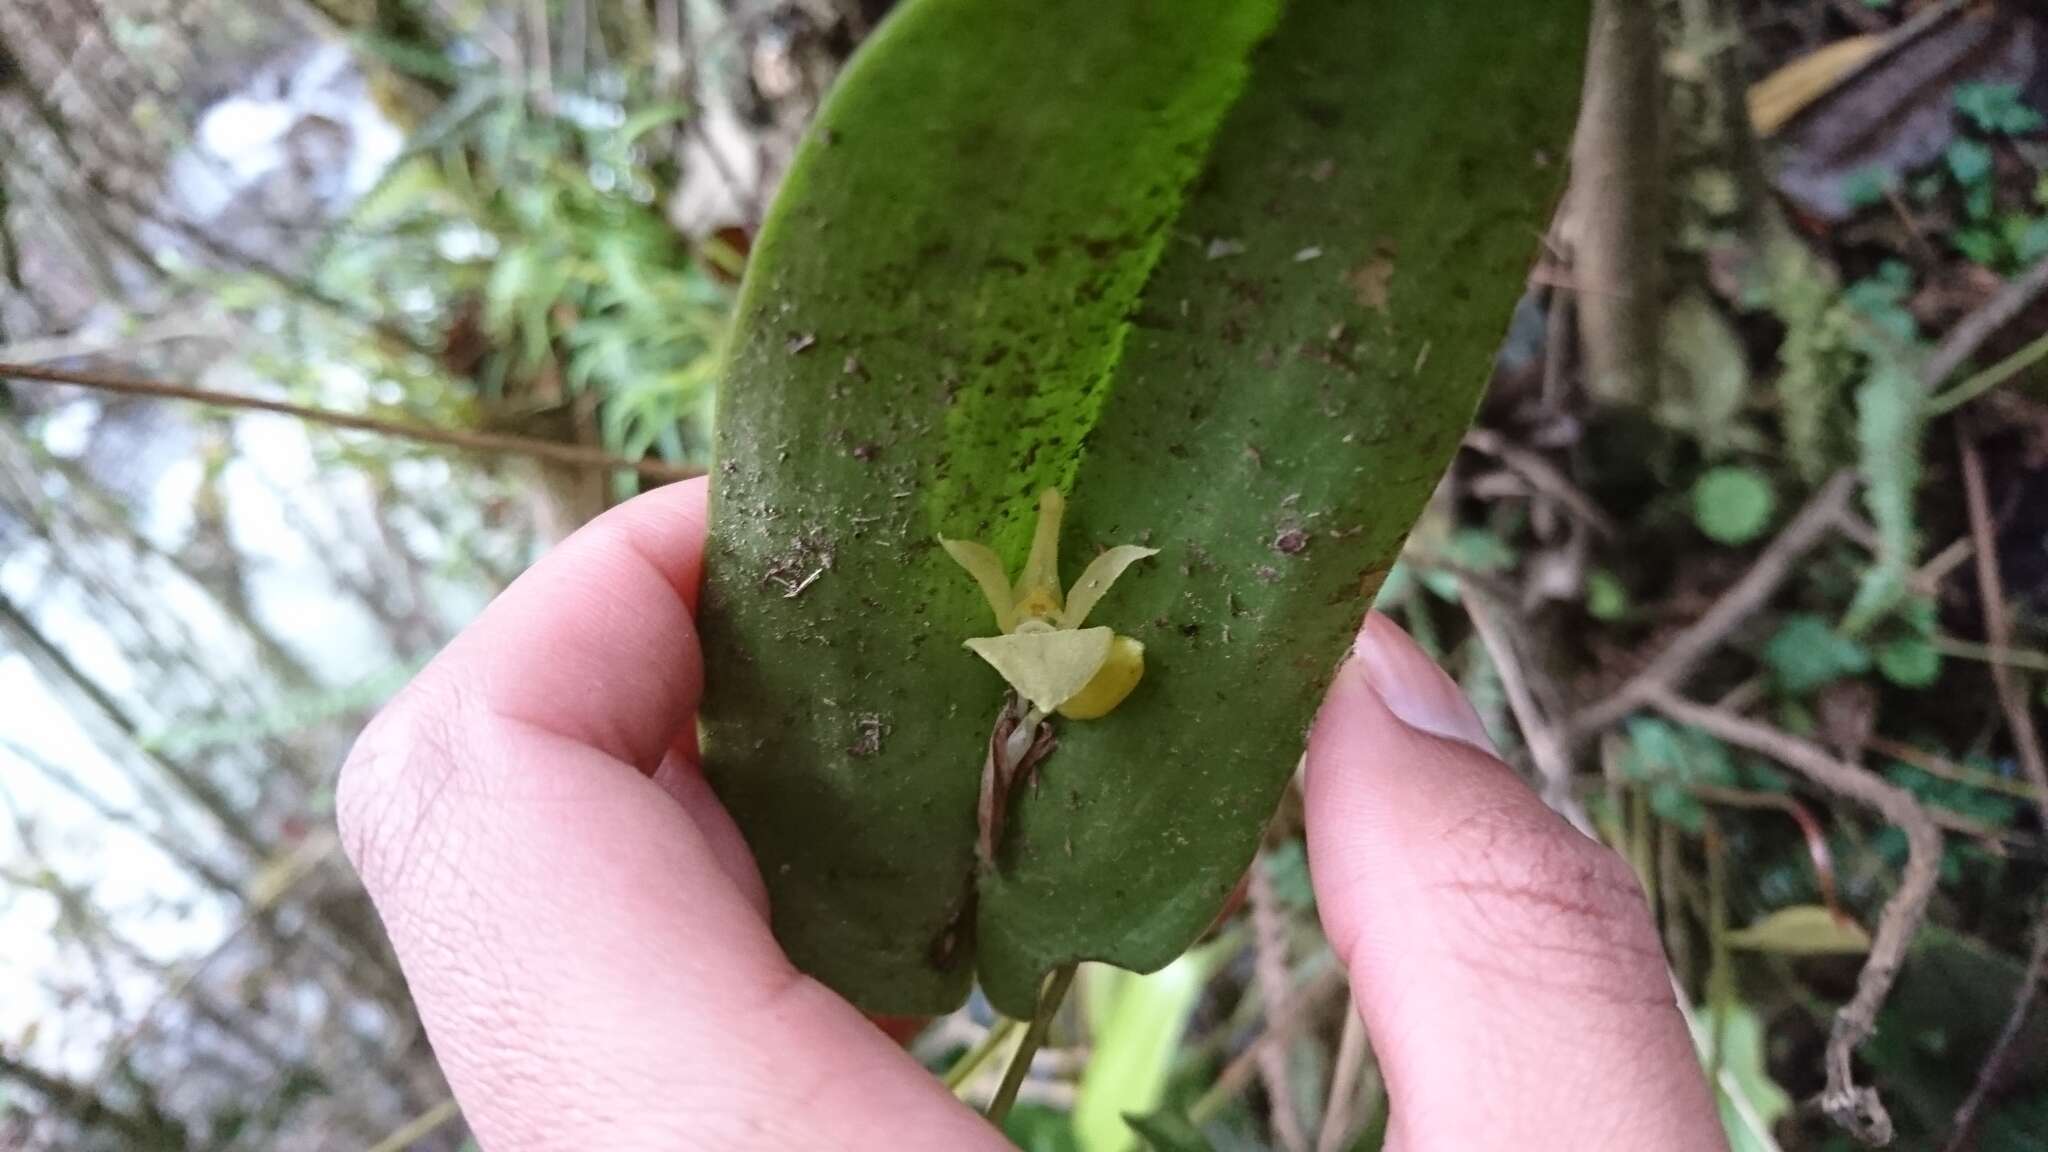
[985,963,1077,1127]
[944,1018,1022,1094]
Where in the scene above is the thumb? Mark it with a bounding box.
[1303,613,1724,1151]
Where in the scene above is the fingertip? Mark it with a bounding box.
[1349,612,1494,751]
[610,475,711,614]
[1301,616,1721,1149]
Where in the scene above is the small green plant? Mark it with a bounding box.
[1941,84,2048,270]
[319,66,730,474]
[1842,260,1919,344]
[1764,613,1871,695]
[1955,83,2045,137]
[1872,596,1943,688]
[1692,465,1777,546]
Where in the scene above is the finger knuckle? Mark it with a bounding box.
[336,677,476,899]
[1426,801,1670,1008]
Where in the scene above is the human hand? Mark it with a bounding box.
[338,478,1726,1150]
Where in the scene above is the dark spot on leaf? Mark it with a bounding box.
[849,713,889,758]
[1273,529,1310,555]
[851,442,881,462]
[786,332,818,354]
[1299,99,1342,128]
[1180,623,1200,638]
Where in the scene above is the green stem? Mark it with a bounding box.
[1928,329,2048,415]
[945,1017,1022,1093]
[985,963,1077,1127]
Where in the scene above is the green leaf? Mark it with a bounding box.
[1764,614,1870,695]
[616,101,693,145]
[1586,568,1629,621]
[1727,905,1872,955]
[1841,166,1891,211]
[1620,717,1736,834]
[1444,527,1518,574]
[1262,838,1315,909]
[1699,1003,1794,1152]
[1005,1105,1086,1152]
[2011,217,2048,265]
[1947,138,1995,187]
[1842,261,1919,344]
[1074,948,1222,1152]
[1123,1111,1216,1152]
[1876,635,1942,687]
[698,0,1585,1015]
[1957,227,2006,267]
[1692,466,1777,545]
[1955,83,2045,136]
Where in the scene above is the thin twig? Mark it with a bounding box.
[1247,853,1309,1152]
[364,1096,460,1152]
[1935,635,2048,675]
[1647,688,1942,1144]
[1957,422,2048,822]
[1463,428,1618,538]
[97,832,340,1079]
[1689,782,1844,919]
[1568,471,1857,740]
[1315,1000,1371,1152]
[0,362,702,482]
[1190,965,1347,1125]
[1915,536,1975,593]
[1838,513,1975,595]
[1464,590,1592,832]
[0,314,220,366]
[1866,736,2045,802]
[1942,907,2048,1152]
[1922,253,2048,394]
[1929,329,2048,416]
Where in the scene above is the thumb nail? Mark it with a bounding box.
[1351,612,1496,752]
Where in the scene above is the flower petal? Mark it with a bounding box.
[940,538,1017,632]
[1059,545,1160,628]
[1057,634,1146,719]
[1014,489,1067,615]
[963,626,1115,713]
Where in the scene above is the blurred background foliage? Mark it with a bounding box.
[1,0,2046,1149]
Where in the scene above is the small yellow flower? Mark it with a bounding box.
[941,489,1158,719]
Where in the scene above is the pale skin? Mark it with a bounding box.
[338,477,1729,1151]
